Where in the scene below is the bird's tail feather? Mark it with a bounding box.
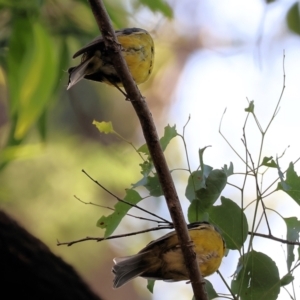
[67,58,92,90]
[112,251,150,288]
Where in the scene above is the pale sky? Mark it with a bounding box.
[150,0,300,299]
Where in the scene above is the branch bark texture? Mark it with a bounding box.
[87,1,207,299]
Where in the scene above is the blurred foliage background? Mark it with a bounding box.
[1,0,300,299]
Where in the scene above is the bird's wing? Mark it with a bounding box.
[72,36,105,58]
[72,28,147,58]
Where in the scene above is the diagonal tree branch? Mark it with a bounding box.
[87,1,207,299]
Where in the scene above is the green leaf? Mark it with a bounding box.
[284,217,300,270]
[138,124,177,155]
[93,120,114,134]
[231,251,280,300]
[277,162,300,205]
[192,280,218,300]
[261,156,277,168]
[96,189,142,237]
[147,279,155,293]
[222,162,234,176]
[204,279,219,300]
[287,2,300,35]
[185,166,217,202]
[188,199,204,223]
[137,143,149,155]
[245,100,254,113]
[195,169,227,209]
[7,18,58,141]
[145,174,163,197]
[139,0,173,18]
[280,274,294,287]
[185,170,208,202]
[140,160,153,175]
[37,108,47,141]
[276,160,288,190]
[198,146,211,173]
[0,144,43,165]
[187,170,227,222]
[208,197,248,250]
[132,160,154,188]
[159,124,177,151]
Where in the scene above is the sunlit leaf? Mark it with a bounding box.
[7,18,58,141]
[93,120,114,134]
[0,144,44,165]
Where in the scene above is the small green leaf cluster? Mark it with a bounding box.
[94,122,177,236]
[94,105,300,300]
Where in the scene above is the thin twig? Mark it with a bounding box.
[57,225,173,247]
[182,115,193,175]
[248,231,300,246]
[247,148,271,234]
[217,270,237,300]
[74,195,169,224]
[82,169,172,225]
[219,108,247,165]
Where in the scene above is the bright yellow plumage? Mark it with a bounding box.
[117,31,154,85]
[112,222,225,288]
[67,28,154,90]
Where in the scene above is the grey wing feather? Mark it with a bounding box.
[67,57,93,90]
[72,36,104,58]
[72,28,145,58]
[72,30,127,58]
[112,252,150,288]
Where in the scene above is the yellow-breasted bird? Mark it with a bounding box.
[67,28,154,90]
[112,221,225,288]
